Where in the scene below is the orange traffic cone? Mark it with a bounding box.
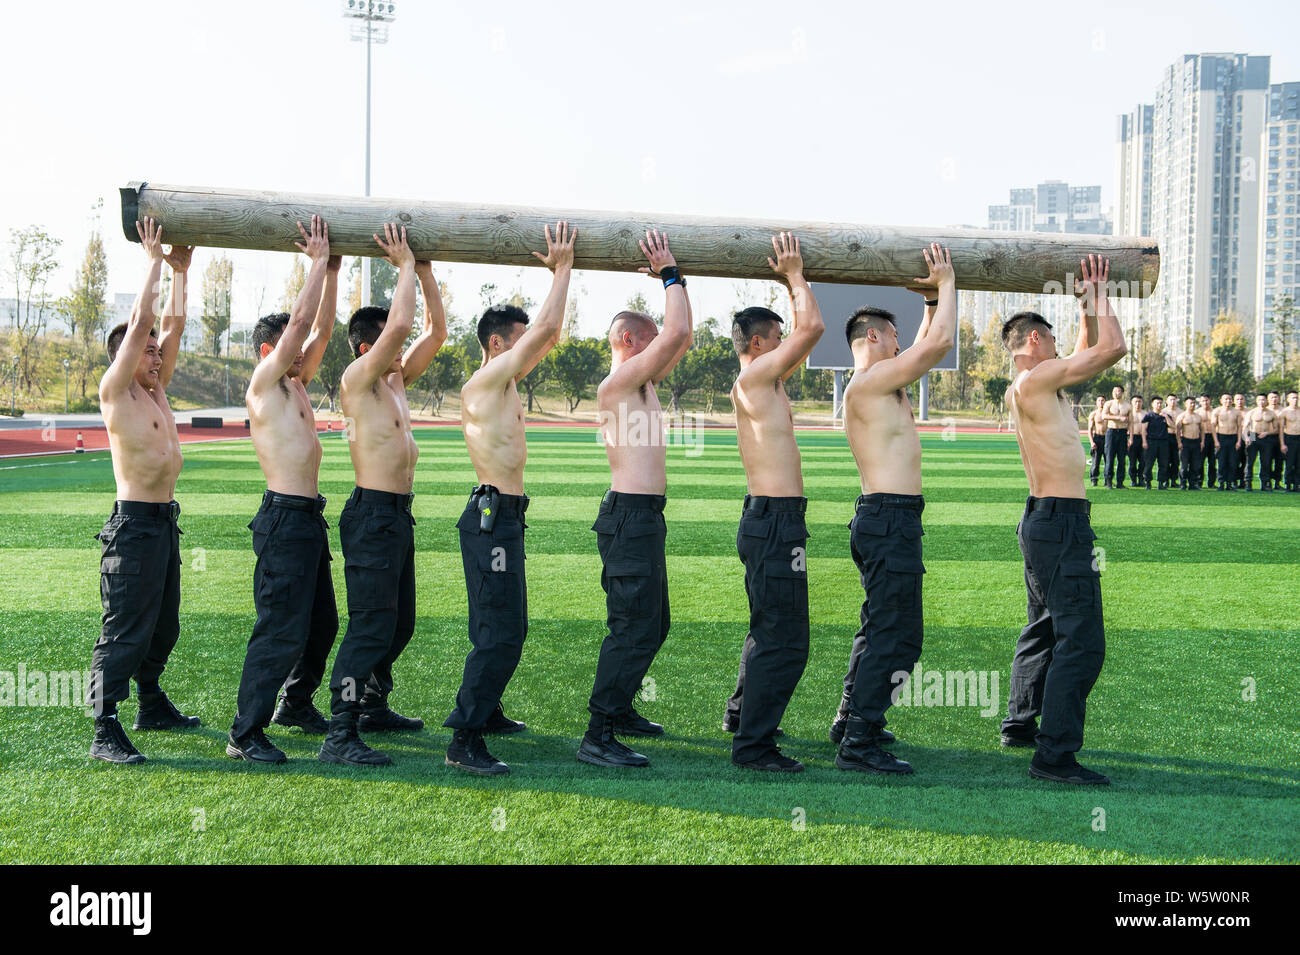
[75,431,85,453]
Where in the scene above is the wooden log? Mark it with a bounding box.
[121,181,1159,297]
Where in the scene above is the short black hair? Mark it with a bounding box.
[106,322,156,362]
[253,313,291,356]
[477,304,529,351]
[845,306,896,346]
[731,306,784,355]
[348,306,389,358]
[1132,395,1143,401]
[1001,311,1051,351]
[1199,393,1210,399]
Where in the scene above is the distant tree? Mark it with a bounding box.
[280,256,306,313]
[520,357,551,413]
[314,321,350,412]
[417,344,466,415]
[1272,294,1296,379]
[201,254,233,356]
[7,225,62,393]
[551,337,604,411]
[984,375,1011,415]
[61,231,108,398]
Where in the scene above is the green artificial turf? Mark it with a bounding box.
[0,427,1296,864]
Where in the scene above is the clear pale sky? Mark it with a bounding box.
[3,0,1299,335]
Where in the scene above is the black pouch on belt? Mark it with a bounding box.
[476,484,501,534]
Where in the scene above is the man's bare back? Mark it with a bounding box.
[601,379,669,495]
[462,378,527,494]
[847,384,923,495]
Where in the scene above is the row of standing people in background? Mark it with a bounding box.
[1088,388,1300,491]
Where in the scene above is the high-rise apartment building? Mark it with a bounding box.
[1256,81,1300,373]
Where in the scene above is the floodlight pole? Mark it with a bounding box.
[362,22,372,307]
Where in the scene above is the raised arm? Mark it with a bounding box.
[477,222,576,388]
[342,224,416,391]
[861,243,957,395]
[100,218,165,400]
[299,253,341,385]
[606,230,690,391]
[742,233,825,385]
[656,284,694,385]
[1027,255,1126,392]
[250,216,331,397]
[400,260,450,387]
[157,243,194,389]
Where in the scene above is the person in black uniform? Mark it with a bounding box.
[1086,396,1106,486]
[1198,395,1216,489]
[578,230,693,769]
[89,219,200,765]
[998,254,1120,787]
[1140,397,1171,489]
[229,216,342,762]
[444,221,575,775]
[722,233,825,772]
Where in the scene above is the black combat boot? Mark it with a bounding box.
[483,704,527,735]
[272,696,329,734]
[226,728,287,764]
[577,716,649,768]
[318,712,391,767]
[614,707,664,737]
[358,697,423,732]
[90,716,146,765]
[133,690,201,730]
[445,729,509,775]
[835,716,913,774]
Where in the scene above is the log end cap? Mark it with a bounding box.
[119,182,147,243]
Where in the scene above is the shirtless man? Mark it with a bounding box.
[578,229,693,768]
[1175,397,1204,490]
[1102,385,1131,488]
[445,221,576,776]
[998,255,1123,786]
[1086,397,1106,486]
[1244,394,1277,491]
[89,218,199,764]
[719,232,824,772]
[1198,395,1216,488]
[1127,395,1146,487]
[1267,392,1284,487]
[1210,394,1242,491]
[1232,393,1248,486]
[319,223,447,766]
[828,244,957,776]
[1281,391,1300,492]
[228,215,340,763]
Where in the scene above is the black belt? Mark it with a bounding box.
[1026,497,1090,515]
[471,484,528,514]
[263,490,326,513]
[114,500,180,520]
[602,490,666,511]
[743,495,806,515]
[353,487,414,512]
[857,493,924,512]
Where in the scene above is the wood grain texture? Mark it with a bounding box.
[121,182,1160,297]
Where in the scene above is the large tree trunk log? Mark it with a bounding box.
[121,181,1159,296]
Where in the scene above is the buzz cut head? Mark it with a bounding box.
[845,306,895,347]
[1001,311,1051,352]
